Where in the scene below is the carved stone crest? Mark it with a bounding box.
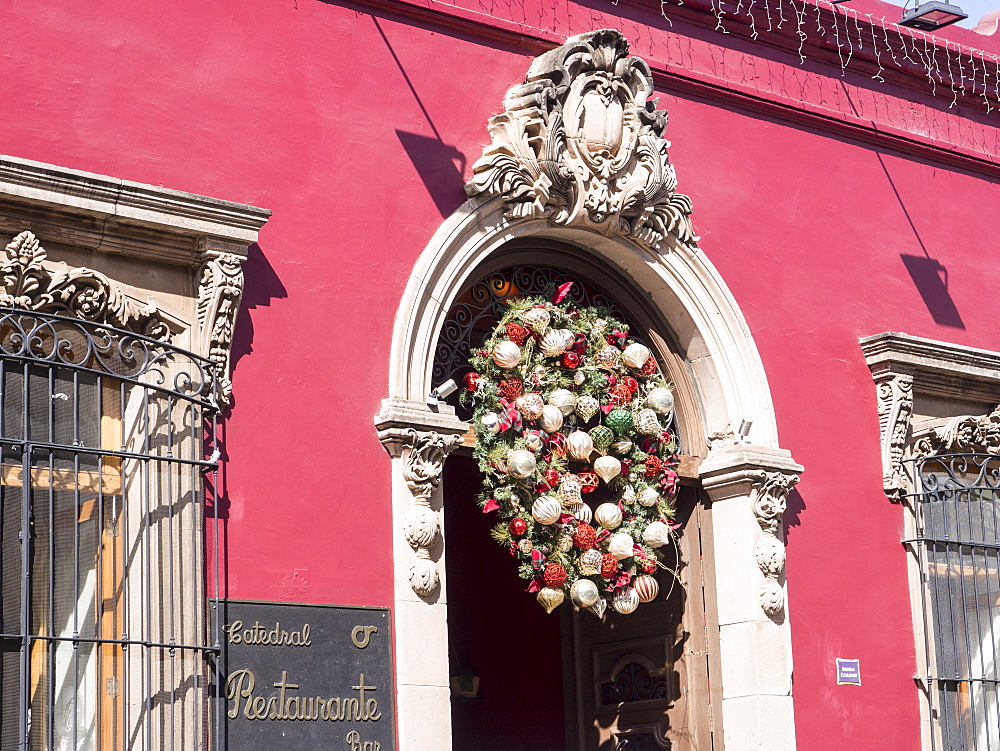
[0,231,171,340]
[915,404,1000,456]
[466,30,696,252]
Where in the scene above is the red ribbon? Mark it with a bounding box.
[497,398,522,433]
[531,549,546,570]
[482,498,500,513]
[553,282,574,304]
[526,579,542,593]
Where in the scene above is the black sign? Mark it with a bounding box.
[214,600,394,751]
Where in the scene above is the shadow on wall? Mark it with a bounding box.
[899,254,965,329]
[396,130,467,218]
[783,487,806,541]
[228,243,288,410]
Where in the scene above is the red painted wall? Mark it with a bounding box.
[1,1,998,747]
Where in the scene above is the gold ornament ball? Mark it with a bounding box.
[492,340,522,369]
[537,587,565,614]
[570,579,600,608]
[507,449,537,479]
[579,548,602,575]
[516,393,545,420]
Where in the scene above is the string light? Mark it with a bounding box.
[871,20,885,81]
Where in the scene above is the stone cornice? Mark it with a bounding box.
[0,155,271,266]
[860,331,1000,404]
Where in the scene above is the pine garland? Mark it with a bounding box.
[462,285,681,616]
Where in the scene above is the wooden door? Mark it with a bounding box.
[564,487,721,751]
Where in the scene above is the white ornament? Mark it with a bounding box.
[573,371,586,386]
[481,412,501,433]
[507,449,537,479]
[594,503,623,530]
[537,587,564,614]
[517,538,533,554]
[634,575,660,603]
[523,430,545,452]
[643,521,672,548]
[567,431,594,460]
[522,307,551,334]
[569,502,592,524]
[538,405,564,434]
[621,485,637,505]
[576,395,599,422]
[492,340,522,369]
[531,496,562,525]
[637,487,659,507]
[635,409,661,435]
[593,456,622,483]
[579,548,602,575]
[548,389,578,416]
[516,393,544,420]
[587,598,607,619]
[612,587,640,614]
[622,342,651,369]
[646,387,674,414]
[558,475,583,505]
[608,532,635,560]
[540,330,569,357]
[556,329,575,350]
[570,579,600,608]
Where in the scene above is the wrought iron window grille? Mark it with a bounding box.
[903,452,1000,751]
[0,308,224,751]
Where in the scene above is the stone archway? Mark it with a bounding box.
[376,30,803,750]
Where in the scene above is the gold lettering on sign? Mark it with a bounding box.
[351,625,378,649]
[346,730,382,750]
[224,670,382,723]
[223,620,312,647]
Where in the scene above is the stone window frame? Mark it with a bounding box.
[862,331,1000,751]
[0,154,270,748]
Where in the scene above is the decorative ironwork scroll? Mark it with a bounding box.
[466,30,696,253]
[600,662,668,705]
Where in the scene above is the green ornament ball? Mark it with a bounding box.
[589,425,614,452]
[605,408,634,436]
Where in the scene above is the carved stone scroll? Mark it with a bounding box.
[197,252,244,408]
[875,372,913,501]
[915,404,1000,457]
[0,231,171,340]
[378,427,463,596]
[750,471,800,616]
[466,29,696,253]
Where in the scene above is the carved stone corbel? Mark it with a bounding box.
[874,372,913,501]
[699,443,803,617]
[750,471,800,616]
[379,427,463,596]
[197,250,245,408]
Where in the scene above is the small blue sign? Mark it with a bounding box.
[836,658,861,686]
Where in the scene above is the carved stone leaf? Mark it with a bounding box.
[466,30,697,252]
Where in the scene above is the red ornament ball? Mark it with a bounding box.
[543,562,568,587]
[623,376,639,394]
[561,351,581,369]
[498,378,524,400]
[573,523,597,550]
[640,356,658,376]
[638,556,657,575]
[578,471,599,493]
[463,372,481,391]
[509,518,528,537]
[644,456,662,478]
[608,382,633,406]
[506,322,531,346]
[600,553,620,578]
[544,468,561,487]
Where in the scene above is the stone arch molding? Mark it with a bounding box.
[376,30,803,750]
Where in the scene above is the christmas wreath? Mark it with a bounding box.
[462,283,680,617]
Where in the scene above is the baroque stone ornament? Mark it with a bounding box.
[875,373,913,501]
[750,471,800,616]
[197,253,244,408]
[915,404,1000,457]
[465,30,696,252]
[0,231,171,340]
[378,427,463,596]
